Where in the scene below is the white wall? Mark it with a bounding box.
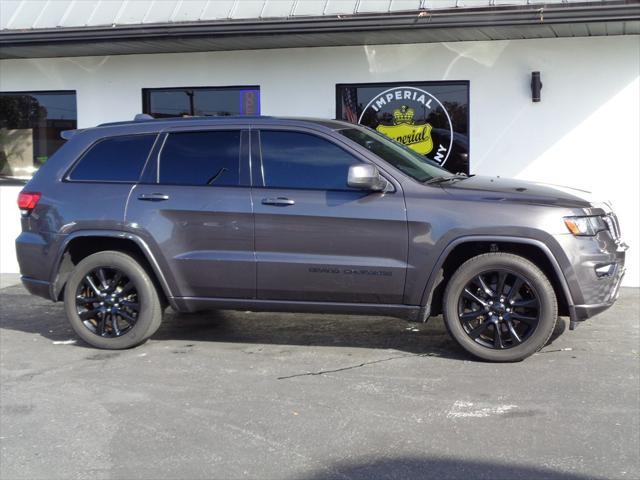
[0,35,638,285]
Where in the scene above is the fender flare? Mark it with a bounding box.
[419,235,576,319]
[49,229,177,309]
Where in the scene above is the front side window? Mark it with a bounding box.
[258,130,359,190]
[143,87,260,118]
[159,131,241,186]
[69,134,156,182]
[339,127,452,183]
[0,91,77,182]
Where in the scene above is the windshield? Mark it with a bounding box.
[338,127,454,182]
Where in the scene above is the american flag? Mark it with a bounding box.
[341,88,359,124]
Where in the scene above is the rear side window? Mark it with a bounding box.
[258,130,359,190]
[69,134,156,182]
[159,131,241,186]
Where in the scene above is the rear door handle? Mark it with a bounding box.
[137,193,170,202]
[261,197,295,206]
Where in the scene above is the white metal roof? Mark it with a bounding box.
[0,0,606,31]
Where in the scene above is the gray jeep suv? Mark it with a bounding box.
[15,116,627,361]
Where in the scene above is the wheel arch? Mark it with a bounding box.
[421,236,575,320]
[50,230,176,309]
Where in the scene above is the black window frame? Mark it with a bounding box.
[0,89,77,184]
[65,133,159,184]
[335,80,470,175]
[151,127,250,188]
[142,86,261,118]
[253,127,377,193]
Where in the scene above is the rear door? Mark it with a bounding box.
[126,127,255,299]
[251,127,408,304]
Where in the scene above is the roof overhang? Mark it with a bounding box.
[1,1,638,59]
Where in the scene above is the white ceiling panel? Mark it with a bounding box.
[85,1,122,27]
[389,0,421,12]
[200,0,236,20]
[4,0,46,29]
[115,1,154,25]
[173,0,209,22]
[0,0,630,30]
[261,0,296,18]
[142,0,180,24]
[58,1,100,28]
[232,0,267,19]
[324,0,358,15]
[357,1,392,14]
[1,0,22,30]
[293,0,327,16]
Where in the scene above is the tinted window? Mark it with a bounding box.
[259,131,358,190]
[0,91,77,182]
[159,131,241,186]
[69,134,156,182]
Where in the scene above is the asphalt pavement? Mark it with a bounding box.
[1,278,638,480]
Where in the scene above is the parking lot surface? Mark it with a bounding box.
[1,279,638,480]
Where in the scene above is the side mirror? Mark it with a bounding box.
[347,164,388,192]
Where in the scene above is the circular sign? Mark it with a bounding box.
[358,86,454,166]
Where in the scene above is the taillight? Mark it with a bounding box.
[17,191,41,215]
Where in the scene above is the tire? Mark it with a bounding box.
[442,252,557,362]
[63,251,163,349]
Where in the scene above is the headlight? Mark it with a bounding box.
[563,216,607,236]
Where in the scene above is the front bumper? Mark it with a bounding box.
[559,232,628,328]
[570,265,625,324]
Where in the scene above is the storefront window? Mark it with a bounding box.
[336,82,469,174]
[143,87,260,118]
[0,91,77,182]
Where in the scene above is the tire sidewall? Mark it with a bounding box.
[443,253,557,362]
[64,251,160,349]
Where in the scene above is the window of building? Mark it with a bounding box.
[336,82,470,175]
[159,131,241,186]
[0,91,77,182]
[143,87,260,118]
[68,134,157,183]
[258,130,359,190]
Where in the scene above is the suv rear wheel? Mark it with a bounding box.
[443,252,557,362]
[63,251,163,349]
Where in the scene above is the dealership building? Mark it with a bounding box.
[0,0,638,286]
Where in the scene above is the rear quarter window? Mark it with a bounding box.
[68,134,157,182]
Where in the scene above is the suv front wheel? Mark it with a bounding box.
[443,252,558,362]
[63,251,163,349]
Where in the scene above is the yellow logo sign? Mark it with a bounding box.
[376,105,434,155]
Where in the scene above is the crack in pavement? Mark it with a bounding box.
[277,352,438,380]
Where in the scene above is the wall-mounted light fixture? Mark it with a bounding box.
[531,71,542,102]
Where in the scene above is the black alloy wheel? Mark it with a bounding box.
[457,269,540,350]
[76,267,140,338]
[442,252,557,362]
[64,250,163,349]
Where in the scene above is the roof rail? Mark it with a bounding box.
[60,129,85,140]
[134,113,154,122]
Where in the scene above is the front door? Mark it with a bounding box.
[252,128,408,304]
[126,128,255,299]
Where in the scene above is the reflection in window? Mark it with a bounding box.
[159,131,241,186]
[143,87,260,118]
[336,82,469,175]
[0,91,77,181]
[259,130,359,190]
[69,134,157,183]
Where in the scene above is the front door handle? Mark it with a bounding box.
[261,197,295,207]
[137,193,170,202]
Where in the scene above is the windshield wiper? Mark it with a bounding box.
[424,175,467,185]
